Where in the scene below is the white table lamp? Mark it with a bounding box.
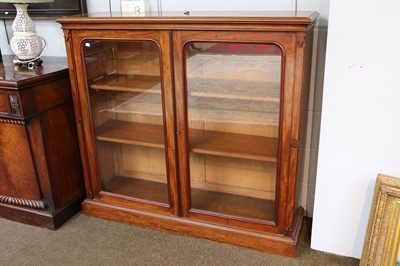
[0,0,54,67]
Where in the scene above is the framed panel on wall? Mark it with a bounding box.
[0,0,87,19]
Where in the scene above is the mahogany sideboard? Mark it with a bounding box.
[58,11,318,256]
[0,56,85,229]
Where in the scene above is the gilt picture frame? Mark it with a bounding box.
[0,0,87,19]
[360,174,400,266]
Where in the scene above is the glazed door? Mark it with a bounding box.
[174,31,296,232]
[73,31,178,214]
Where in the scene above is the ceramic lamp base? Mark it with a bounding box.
[10,4,46,64]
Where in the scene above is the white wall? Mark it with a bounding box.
[311,0,400,259]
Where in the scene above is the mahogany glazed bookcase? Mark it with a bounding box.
[57,11,318,257]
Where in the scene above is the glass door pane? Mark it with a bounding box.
[185,42,281,221]
[83,40,169,204]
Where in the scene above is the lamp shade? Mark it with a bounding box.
[0,0,53,2]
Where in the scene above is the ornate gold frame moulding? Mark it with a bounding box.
[360,174,400,266]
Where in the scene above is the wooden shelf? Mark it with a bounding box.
[95,120,165,149]
[108,74,280,127]
[90,74,160,93]
[191,187,275,221]
[104,176,274,221]
[95,120,278,162]
[190,129,278,162]
[111,93,279,127]
[89,72,280,103]
[188,78,280,103]
[104,176,169,204]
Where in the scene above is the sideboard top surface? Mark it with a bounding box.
[0,56,68,90]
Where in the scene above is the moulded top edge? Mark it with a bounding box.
[56,11,319,25]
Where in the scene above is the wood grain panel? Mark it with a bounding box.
[0,122,40,200]
[0,93,9,114]
[38,103,84,208]
[202,155,276,200]
[121,144,167,182]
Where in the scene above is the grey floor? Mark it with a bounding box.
[0,213,359,266]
